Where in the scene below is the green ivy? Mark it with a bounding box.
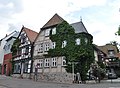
[11,38,20,74]
[47,21,94,81]
[11,38,20,56]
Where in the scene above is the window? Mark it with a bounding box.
[22,48,26,54]
[52,58,57,67]
[52,27,56,35]
[62,57,66,66]
[4,45,7,51]
[8,44,10,50]
[108,50,114,56]
[52,42,56,49]
[23,62,28,73]
[45,43,49,51]
[44,59,49,67]
[38,59,43,67]
[75,38,80,45]
[62,40,67,48]
[21,34,26,44]
[45,29,51,36]
[18,49,21,55]
[4,44,11,51]
[25,46,29,55]
[38,43,43,53]
[14,63,21,73]
[85,38,88,44]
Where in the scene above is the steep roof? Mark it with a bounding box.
[97,44,119,55]
[42,13,64,29]
[22,27,38,43]
[71,21,88,33]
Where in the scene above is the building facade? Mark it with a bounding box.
[12,26,38,78]
[97,44,120,76]
[0,31,19,74]
[2,31,19,76]
[33,14,93,83]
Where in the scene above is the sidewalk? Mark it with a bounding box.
[86,78,120,84]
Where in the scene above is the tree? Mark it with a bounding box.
[10,38,20,74]
[47,21,94,82]
[11,38,20,56]
[116,26,120,35]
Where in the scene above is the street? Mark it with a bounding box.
[0,75,120,88]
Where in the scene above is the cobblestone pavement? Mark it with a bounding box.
[0,75,120,88]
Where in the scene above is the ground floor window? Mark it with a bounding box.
[14,63,21,73]
[23,62,28,73]
[52,58,57,67]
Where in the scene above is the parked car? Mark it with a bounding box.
[108,73,118,79]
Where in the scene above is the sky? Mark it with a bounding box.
[0,0,120,46]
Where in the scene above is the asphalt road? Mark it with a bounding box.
[0,75,120,88]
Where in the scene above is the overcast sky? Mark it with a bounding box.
[0,0,120,46]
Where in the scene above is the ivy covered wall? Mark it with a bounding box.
[46,21,94,81]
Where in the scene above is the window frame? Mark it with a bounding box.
[85,38,88,44]
[75,38,80,45]
[38,43,43,53]
[52,27,56,35]
[62,40,67,48]
[45,28,51,36]
[62,56,66,66]
[52,58,57,67]
[52,42,56,49]
[44,58,50,67]
[44,42,50,51]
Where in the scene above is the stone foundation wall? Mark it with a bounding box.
[12,73,30,79]
[32,72,73,83]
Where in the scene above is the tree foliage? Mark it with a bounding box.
[47,21,94,81]
[11,38,20,56]
[117,26,120,35]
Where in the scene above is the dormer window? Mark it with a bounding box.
[108,49,114,57]
[52,27,56,35]
[62,40,67,48]
[45,28,51,36]
[75,38,80,45]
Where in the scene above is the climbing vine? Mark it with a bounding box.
[11,38,20,56]
[47,21,94,81]
[11,38,20,74]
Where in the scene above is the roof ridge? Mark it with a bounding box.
[0,31,18,40]
[42,13,64,28]
[23,26,38,34]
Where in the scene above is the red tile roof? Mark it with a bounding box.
[23,27,38,43]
